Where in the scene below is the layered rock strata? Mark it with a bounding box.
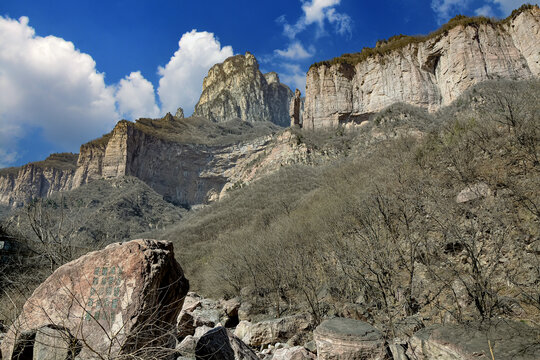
[304,6,540,129]
[194,52,293,126]
[0,154,78,207]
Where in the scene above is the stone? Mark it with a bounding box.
[290,89,302,127]
[238,302,254,321]
[1,239,189,360]
[272,346,316,360]
[388,343,407,360]
[175,107,185,119]
[408,321,540,359]
[178,311,196,339]
[193,52,293,126]
[221,297,242,318]
[234,314,311,347]
[176,335,197,357]
[303,6,540,129]
[456,182,491,203]
[194,325,213,338]
[195,326,258,360]
[33,326,81,360]
[313,318,389,360]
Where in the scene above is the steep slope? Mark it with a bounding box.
[4,176,185,245]
[0,153,78,207]
[193,52,293,126]
[304,5,540,129]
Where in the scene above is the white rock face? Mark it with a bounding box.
[303,7,540,129]
[194,52,293,126]
[0,157,77,207]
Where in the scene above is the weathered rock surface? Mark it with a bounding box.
[234,314,311,347]
[304,6,540,129]
[194,52,293,126]
[408,321,540,359]
[0,154,77,207]
[290,89,302,127]
[32,326,80,360]
[456,182,491,203]
[0,239,189,360]
[272,346,316,360]
[195,326,258,360]
[313,318,389,360]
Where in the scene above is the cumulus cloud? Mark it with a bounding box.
[281,0,352,39]
[432,0,534,22]
[0,16,119,165]
[116,71,160,119]
[491,0,536,15]
[275,42,314,60]
[475,4,497,16]
[431,0,471,23]
[157,30,233,115]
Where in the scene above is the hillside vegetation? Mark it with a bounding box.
[1,80,538,336]
[148,80,539,331]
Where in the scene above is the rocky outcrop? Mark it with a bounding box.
[0,117,324,209]
[194,52,293,126]
[290,89,302,127]
[234,314,312,347]
[73,120,317,207]
[0,239,189,360]
[304,6,540,129]
[313,318,389,360]
[0,154,78,207]
[408,321,540,359]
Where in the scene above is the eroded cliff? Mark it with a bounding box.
[193,52,293,126]
[0,153,78,207]
[304,6,540,129]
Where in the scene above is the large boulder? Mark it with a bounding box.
[195,326,258,360]
[313,318,389,360]
[234,314,312,347]
[408,321,540,359]
[1,239,189,360]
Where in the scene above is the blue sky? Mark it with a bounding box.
[0,0,536,167]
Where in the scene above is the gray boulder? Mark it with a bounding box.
[408,321,540,359]
[313,318,389,360]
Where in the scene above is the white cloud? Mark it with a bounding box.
[157,30,233,115]
[491,0,536,15]
[281,0,352,39]
[279,63,307,93]
[475,4,497,16]
[431,0,471,23]
[432,0,535,22]
[116,71,160,119]
[0,16,119,165]
[275,42,315,60]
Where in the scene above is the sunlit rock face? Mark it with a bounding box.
[194,52,293,126]
[303,7,540,129]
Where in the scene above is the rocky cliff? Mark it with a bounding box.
[0,153,78,207]
[193,52,293,126]
[304,5,540,129]
[72,117,317,207]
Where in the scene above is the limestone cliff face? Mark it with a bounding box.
[69,119,320,207]
[0,156,77,207]
[304,7,540,129]
[194,53,293,126]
